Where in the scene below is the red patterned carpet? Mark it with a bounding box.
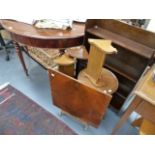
[0,84,76,135]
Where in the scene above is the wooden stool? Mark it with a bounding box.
[54,54,75,77]
[78,39,118,94]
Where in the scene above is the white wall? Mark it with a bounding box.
[147,19,155,32]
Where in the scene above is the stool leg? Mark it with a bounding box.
[13,42,29,76]
[112,96,141,134]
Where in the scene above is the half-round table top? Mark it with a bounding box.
[0,20,85,48]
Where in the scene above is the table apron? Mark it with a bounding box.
[11,33,84,48]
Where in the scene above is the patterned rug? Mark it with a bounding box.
[0,84,76,135]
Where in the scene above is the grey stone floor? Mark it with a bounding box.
[0,48,138,135]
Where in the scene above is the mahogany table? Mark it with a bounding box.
[0,20,85,75]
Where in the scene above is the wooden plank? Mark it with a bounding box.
[96,19,155,49]
[87,27,154,59]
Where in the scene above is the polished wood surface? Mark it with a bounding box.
[87,27,154,58]
[83,19,155,110]
[1,20,85,48]
[95,20,155,49]
[48,68,112,128]
[1,20,85,76]
[78,68,118,94]
[112,64,155,134]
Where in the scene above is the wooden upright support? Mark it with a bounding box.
[78,39,118,94]
[85,39,117,86]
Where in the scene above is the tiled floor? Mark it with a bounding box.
[0,48,138,134]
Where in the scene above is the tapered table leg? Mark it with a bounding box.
[13,42,29,76]
[112,96,142,134]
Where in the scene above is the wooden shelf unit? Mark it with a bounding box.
[80,19,155,110]
[86,27,154,59]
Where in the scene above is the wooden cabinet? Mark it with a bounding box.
[48,69,111,128]
[81,19,155,110]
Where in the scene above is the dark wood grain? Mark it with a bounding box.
[0,20,85,76]
[1,20,85,48]
[48,69,112,128]
[87,27,154,59]
[95,19,155,49]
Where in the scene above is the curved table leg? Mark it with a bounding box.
[13,42,29,76]
[112,96,142,134]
